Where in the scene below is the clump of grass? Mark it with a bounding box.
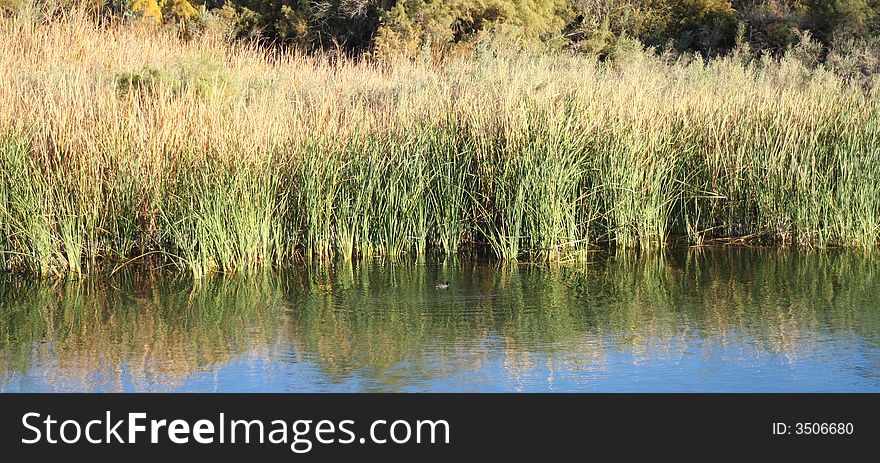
[115,65,175,95]
[297,135,346,261]
[592,117,689,250]
[0,134,105,276]
[160,157,292,278]
[478,105,591,260]
[425,122,474,256]
[115,55,235,101]
[300,127,451,261]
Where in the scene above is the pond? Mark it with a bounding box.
[1,249,878,392]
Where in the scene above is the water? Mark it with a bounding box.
[1,249,878,392]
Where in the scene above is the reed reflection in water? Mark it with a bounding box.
[1,249,878,391]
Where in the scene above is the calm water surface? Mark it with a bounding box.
[1,249,878,392]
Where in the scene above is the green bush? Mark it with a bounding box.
[373,1,456,58]
[371,0,572,58]
[115,65,174,94]
[212,0,388,53]
[115,56,234,100]
[825,35,880,86]
[802,0,877,43]
[571,0,738,56]
[14,1,880,61]
[734,0,880,53]
[735,0,806,53]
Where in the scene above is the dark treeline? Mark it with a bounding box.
[16,0,877,58]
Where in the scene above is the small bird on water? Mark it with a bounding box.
[435,281,450,289]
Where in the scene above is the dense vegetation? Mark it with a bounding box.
[58,0,875,57]
[2,1,878,57]
[0,3,878,277]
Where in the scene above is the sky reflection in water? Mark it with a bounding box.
[1,249,878,392]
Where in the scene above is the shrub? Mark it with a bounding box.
[572,0,738,56]
[129,0,198,23]
[735,0,806,53]
[115,65,175,94]
[214,0,387,53]
[801,0,877,44]
[115,55,234,100]
[825,35,880,87]
[375,0,572,58]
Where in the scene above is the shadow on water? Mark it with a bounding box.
[1,249,879,391]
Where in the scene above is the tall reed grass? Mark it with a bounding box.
[1,6,879,277]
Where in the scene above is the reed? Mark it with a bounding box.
[1,7,879,277]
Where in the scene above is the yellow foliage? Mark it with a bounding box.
[376,0,571,58]
[130,0,198,23]
[164,0,197,20]
[130,0,162,23]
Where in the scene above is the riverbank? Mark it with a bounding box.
[1,11,879,277]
